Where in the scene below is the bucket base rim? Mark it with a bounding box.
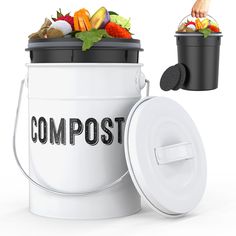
[181,87,218,91]
[29,207,142,220]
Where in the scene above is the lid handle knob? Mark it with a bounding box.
[154,142,194,165]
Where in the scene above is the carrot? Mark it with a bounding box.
[82,14,92,31]
[195,18,203,30]
[79,8,90,18]
[78,14,86,31]
[74,9,91,32]
[74,12,80,31]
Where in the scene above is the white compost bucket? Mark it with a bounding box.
[14,38,207,219]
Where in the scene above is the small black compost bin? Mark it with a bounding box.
[160,15,222,91]
[175,32,222,91]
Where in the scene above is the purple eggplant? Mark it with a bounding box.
[90,7,110,29]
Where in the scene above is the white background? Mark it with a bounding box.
[0,0,235,235]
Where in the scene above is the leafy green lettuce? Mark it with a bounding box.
[75,29,111,51]
[110,15,131,30]
[199,28,212,38]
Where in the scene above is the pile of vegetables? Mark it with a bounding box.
[29,7,132,51]
[177,17,220,38]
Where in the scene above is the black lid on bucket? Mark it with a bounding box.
[26,38,143,63]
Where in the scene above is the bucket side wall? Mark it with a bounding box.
[176,36,221,90]
[27,64,142,219]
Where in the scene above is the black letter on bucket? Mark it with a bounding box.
[50,118,66,145]
[38,117,47,144]
[101,118,114,145]
[31,116,37,143]
[85,118,99,146]
[70,119,83,145]
[115,117,125,144]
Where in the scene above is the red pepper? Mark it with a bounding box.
[105,22,132,39]
[209,25,220,33]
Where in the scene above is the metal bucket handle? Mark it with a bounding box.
[13,77,150,196]
[177,14,219,28]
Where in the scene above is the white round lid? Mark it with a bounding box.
[124,97,207,217]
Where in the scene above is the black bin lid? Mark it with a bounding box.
[160,64,187,91]
[26,38,143,63]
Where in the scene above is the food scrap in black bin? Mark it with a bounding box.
[29,7,133,51]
